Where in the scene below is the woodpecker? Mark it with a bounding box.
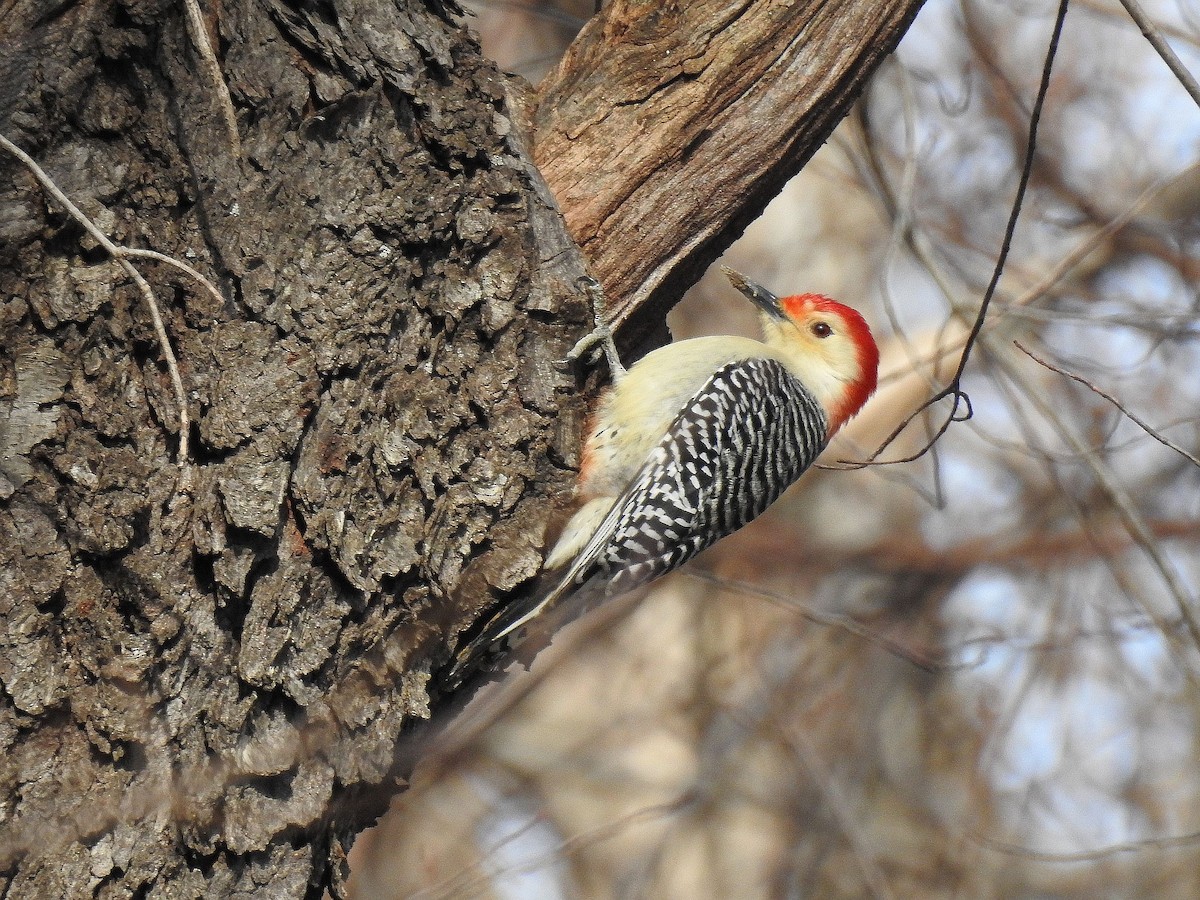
[445,268,879,687]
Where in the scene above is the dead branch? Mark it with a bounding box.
[182,0,242,156]
[0,132,194,488]
[1014,341,1200,469]
[1117,0,1200,108]
[534,0,928,348]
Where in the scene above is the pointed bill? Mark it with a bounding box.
[721,266,786,320]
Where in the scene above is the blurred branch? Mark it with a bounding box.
[420,587,648,777]
[1014,341,1200,468]
[727,515,1200,580]
[977,828,1200,862]
[1117,0,1200,108]
[685,570,946,673]
[996,336,1200,665]
[851,75,1200,473]
[992,356,1198,677]
[854,59,950,504]
[1076,0,1200,47]
[857,161,1198,396]
[783,725,897,900]
[411,797,687,900]
[840,0,1071,469]
[473,0,588,28]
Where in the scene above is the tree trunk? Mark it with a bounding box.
[0,0,924,896]
[1,1,590,895]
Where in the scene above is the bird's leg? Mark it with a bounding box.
[567,275,627,382]
[568,321,626,381]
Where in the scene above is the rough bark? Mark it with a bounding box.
[534,0,928,349]
[0,0,589,895]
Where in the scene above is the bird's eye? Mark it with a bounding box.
[811,321,833,338]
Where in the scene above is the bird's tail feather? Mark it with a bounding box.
[439,495,636,691]
[440,472,643,690]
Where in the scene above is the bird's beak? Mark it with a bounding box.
[722,267,786,320]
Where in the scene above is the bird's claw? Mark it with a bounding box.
[567,322,627,379]
[568,275,627,381]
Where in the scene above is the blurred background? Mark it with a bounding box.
[353,1,1200,896]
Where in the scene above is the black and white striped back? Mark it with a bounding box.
[441,357,829,690]
[582,357,828,594]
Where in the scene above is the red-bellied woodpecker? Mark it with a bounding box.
[445,267,879,687]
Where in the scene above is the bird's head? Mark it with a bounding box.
[723,267,879,435]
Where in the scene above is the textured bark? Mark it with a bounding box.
[534,0,927,349]
[0,0,589,895]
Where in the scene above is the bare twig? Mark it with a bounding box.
[975,828,1200,862]
[410,797,686,900]
[124,247,226,309]
[845,159,1196,411]
[182,0,241,156]
[782,724,897,900]
[1014,341,1200,469]
[1,133,193,485]
[997,336,1200,660]
[993,357,1200,681]
[1117,0,1200,109]
[683,571,946,672]
[1075,0,1200,48]
[841,0,1071,470]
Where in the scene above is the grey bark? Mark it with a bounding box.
[0,0,589,895]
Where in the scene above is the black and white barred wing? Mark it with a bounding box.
[577,357,828,596]
[444,358,828,685]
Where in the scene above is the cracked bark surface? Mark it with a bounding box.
[1,0,589,894]
[0,0,924,895]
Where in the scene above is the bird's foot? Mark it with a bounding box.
[568,275,627,381]
[568,322,627,381]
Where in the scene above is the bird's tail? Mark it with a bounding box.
[438,568,593,691]
[439,495,634,691]
[438,475,649,691]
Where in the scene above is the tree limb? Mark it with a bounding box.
[534,0,929,348]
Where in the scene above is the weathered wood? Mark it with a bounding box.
[535,0,927,349]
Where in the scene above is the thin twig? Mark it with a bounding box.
[182,0,241,156]
[0,133,193,485]
[1075,0,1200,48]
[782,724,897,900]
[683,570,946,672]
[992,359,1200,684]
[410,797,686,900]
[842,0,1072,470]
[123,247,226,309]
[975,828,1200,862]
[1014,341,1200,469]
[1117,0,1200,108]
[997,335,1200,661]
[722,633,898,899]
[836,159,1197,459]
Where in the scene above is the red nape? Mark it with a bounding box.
[781,293,880,430]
